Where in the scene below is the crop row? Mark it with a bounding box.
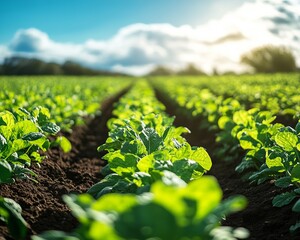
[0,76,132,131]
[151,75,300,233]
[34,80,248,240]
[0,77,132,239]
[152,74,300,121]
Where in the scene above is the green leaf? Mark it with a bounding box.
[18,108,31,117]
[160,170,186,187]
[56,136,72,153]
[265,155,285,172]
[63,194,92,223]
[272,192,297,207]
[13,120,39,139]
[22,132,44,141]
[218,116,234,130]
[212,196,248,222]
[137,154,155,173]
[0,197,27,240]
[139,128,162,154]
[41,122,60,134]
[133,172,152,186]
[162,126,172,141]
[291,164,300,183]
[115,202,179,239]
[19,153,31,163]
[292,199,300,213]
[294,188,300,194]
[34,107,51,125]
[238,129,260,150]
[233,110,249,126]
[98,141,122,152]
[121,142,138,154]
[290,221,300,233]
[100,164,113,176]
[235,158,256,173]
[0,134,7,151]
[172,159,199,182]
[275,132,298,151]
[153,160,173,172]
[32,230,80,240]
[172,139,182,149]
[0,111,15,126]
[274,176,291,188]
[295,122,300,134]
[184,176,222,219]
[88,174,121,198]
[0,161,13,183]
[109,152,138,175]
[173,144,191,159]
[91,192,138,213]
[8,139,30,157]
[33,138,49,151]
[189,147,212,171]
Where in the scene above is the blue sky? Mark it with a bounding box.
[0,0,299,75]
[0,0,247,43]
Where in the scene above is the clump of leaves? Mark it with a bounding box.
[0,196,27,240]
[33,175,249,240]
[89,81,212,198]
[0,107,70,183]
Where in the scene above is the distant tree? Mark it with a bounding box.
[0,56,125,76]
[240,45,297,73]
[148,65,174,76]
[61,60,119,76]
[177,64,206,76]
[2,57,45,75]
[62,61,89,75]
[41,62,64,75]
[212,67,219,76]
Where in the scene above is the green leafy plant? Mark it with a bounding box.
[150,74,300,234]
[88,81,211,198]
[0,76,132,132]
[0,107,60,183]
[0,196,27,240]
[89,116,211,197]
[33,175,249,240]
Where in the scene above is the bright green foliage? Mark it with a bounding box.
[0,107,60,183]
[151,74,300,233]
[0,196,27,240]
[33,175,248,240]
[89,80,212,198]
[52,136,72,153]
[151,74,300,122]
[0,77,132,239]
[0,76,132,132]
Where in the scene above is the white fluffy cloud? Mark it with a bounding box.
[1,0,300,75]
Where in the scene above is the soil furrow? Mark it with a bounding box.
[154,87,300,240]
[0,87,129,240]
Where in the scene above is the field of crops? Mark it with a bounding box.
[0,74,299,240]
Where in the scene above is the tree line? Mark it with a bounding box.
[0,45,298,76]
[149,45,298,76]
[0,57,126,76]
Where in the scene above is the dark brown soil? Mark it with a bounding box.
[154,88,300,240]
[0,89,127,240]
